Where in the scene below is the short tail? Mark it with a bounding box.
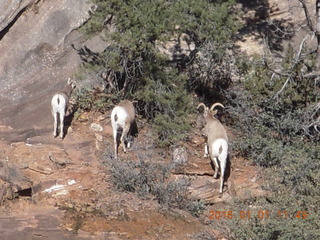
[211,138,228,160]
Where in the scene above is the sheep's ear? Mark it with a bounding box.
[67,77,72,85]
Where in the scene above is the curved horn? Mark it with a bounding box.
[197,103,207,111]
[210,102,225,112]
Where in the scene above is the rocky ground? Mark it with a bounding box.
[1,0,307,239]
[0,109,265,240]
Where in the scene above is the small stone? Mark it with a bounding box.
[97,115,106,122]
[67,126,73,134]
[95,140,101,150]
[90,123,103,132]
[95,133,103,141]
[28,162,53,175]
[172,147,188,165]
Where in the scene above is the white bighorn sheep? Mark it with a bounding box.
[51,78,76,139]
[197,102,228,196]
[111,100,136,159]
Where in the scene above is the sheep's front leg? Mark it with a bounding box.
[204,144,209,158]
[127,134,132,148]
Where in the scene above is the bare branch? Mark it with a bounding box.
[299,0,315,32]
[266,19,295,39]
[295,34,310,62]
[273,76,292,100]
[316,0,320,52]
[306,102,320,132]
[273,34,310,99]
[303,71,320,78]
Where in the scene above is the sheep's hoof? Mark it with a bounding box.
[218,192,223,198]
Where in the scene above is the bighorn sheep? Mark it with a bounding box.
[197,102,228,196]
[51,78,76,139]
[111,100,136,159]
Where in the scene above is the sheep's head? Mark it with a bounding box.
[197,102,224,136]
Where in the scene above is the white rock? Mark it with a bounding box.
[90,123,103,132]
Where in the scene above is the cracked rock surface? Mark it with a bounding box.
[0,0,90,131]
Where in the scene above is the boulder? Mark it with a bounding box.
[0,0,91,133]
[172,147,188,166]
[0,161,32,204]
[0,0,35,32]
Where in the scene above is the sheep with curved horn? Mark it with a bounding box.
[197,102,228,197]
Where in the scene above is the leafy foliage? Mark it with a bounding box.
[223,46,319,238]
[228,46,319,166]
[80,0,240,145]
[73,87,110,114]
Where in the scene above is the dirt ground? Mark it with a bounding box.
[0,109,264,240]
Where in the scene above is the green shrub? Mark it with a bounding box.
[105,154,205,216]
[190,229,217,240]
[186,199,206,218]
[79,0,240,146]
[74,88,110,114]
[223,48,319,239]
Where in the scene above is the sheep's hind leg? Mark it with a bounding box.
[53,111,58,137]
[113,126,119,159]
[59,111,65,139]
[212,157,219,179]
[121,125,130,153]
[219,158,227,196]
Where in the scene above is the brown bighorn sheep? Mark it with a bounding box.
[111,100,136,159]
[51,78,76,139]
[197,102,228,196]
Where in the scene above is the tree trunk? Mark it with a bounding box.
[316,0,320,69]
